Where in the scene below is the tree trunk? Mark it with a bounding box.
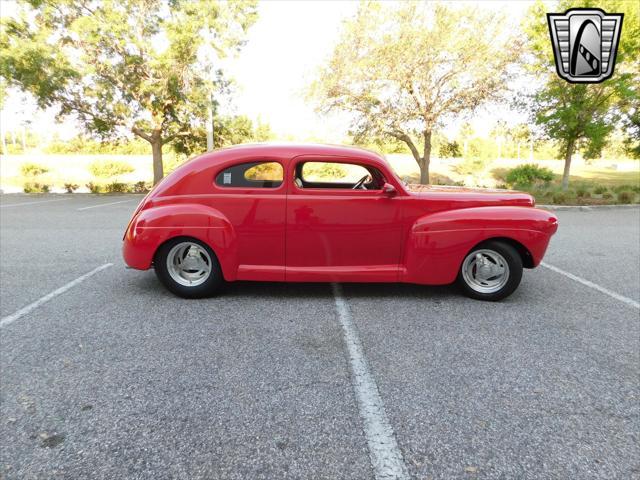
[561,139,574,191]
[420,129,432,185]
[151,139,163,185]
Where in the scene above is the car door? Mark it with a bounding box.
[207,159,286,281]
[285,156,403,282]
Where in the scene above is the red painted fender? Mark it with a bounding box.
[122,203,239,280]
[402,207,558,285]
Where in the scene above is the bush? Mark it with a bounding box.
[603,192,613,199]
[23,182,50,193]
[20,162,49,177]
[617,191,634,204]
[576,187,591,198]
[88,160,134,178]
[132,181,151,194]
[552,192,567,204]
[505,164,554,187]
[86,182,103,194]
[593,185,608,194]
[64,183,79,193]
[105,182,128,193]
[613,184,628,192]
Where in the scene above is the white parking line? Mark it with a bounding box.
[77,199,136,211]
[332,283,409,480]
[0,198,71,208]
[0,263,113,328]
[541,262,640,310]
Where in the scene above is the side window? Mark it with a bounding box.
[215,161,283,188]
[296,162,383,190]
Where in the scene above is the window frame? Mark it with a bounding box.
[292,159,387,193]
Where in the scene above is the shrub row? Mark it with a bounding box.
[85,181,151,194]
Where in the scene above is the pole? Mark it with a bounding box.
[206,101,213,152]
[206,92,215,152]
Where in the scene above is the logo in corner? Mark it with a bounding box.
[547,8,623,84]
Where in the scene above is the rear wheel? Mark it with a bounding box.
[456,240,522,301]
[154,238,222,298]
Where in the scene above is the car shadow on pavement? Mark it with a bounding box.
[125,268,460,301]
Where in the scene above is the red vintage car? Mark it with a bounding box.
[123,144,558,301]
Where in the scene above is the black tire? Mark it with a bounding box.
[154,237,223,299]
[456,240,523,301]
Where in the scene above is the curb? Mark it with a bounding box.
[538,204,640,211]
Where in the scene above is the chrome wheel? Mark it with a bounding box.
[166,242,213,287]
[461,249,510,294]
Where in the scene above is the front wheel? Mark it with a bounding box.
[456,240,522,301]
[154,238,223,298]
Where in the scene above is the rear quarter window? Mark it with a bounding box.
[215,161,283,188]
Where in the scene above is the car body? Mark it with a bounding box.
[123,144,558,300]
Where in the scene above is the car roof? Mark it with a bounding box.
[189,142,390,168]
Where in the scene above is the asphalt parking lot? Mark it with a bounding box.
[1,194,638,480]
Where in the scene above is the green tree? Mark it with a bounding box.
[510,124,534,161]
[0,0,257,184]
[172,115,271,156]
[523,0,639,189]
[309,2,520,184]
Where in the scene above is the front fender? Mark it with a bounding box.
[122,203,239,280]
[402,207,558,285]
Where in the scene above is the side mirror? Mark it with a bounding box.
[382,182,396,196]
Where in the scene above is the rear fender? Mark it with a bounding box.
[123,204,238,280]
[402,207,557,285]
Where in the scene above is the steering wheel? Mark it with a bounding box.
[352,174,371,190]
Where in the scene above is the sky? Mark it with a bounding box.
[0,0,539,144]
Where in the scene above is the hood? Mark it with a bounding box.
[406,184,535,208]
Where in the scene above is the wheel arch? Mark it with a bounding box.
[123,203,239,280]
[469,236,535,269]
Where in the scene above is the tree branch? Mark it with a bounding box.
[132,126,152,142]
[387,130,421,163]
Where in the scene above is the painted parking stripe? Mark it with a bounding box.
[0,198,71,208]
[77,199,136,211]
[332,283,409,480]
[0,263,113,329]
[541,261,640,310]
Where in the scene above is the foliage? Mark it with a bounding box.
[45,136,150,155]
[552,191,568,204]
[0,0,258,184]
[310,2,521,184]
[64,183,79,193]
[23,182,49,193]
[244,163,282,181]
[89,160,134,179]
[132,181,151,194]
[303,163,347,180]
[505,164,554,187]
[575,186,591,198]
[20,162,48,177]
[171,115,274,157]
[438,141,462,158]
[105,182,128,193]
[522,0,640,189]
[85,182,103,194]
[593,185,608,194]
[617,191,634,204]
